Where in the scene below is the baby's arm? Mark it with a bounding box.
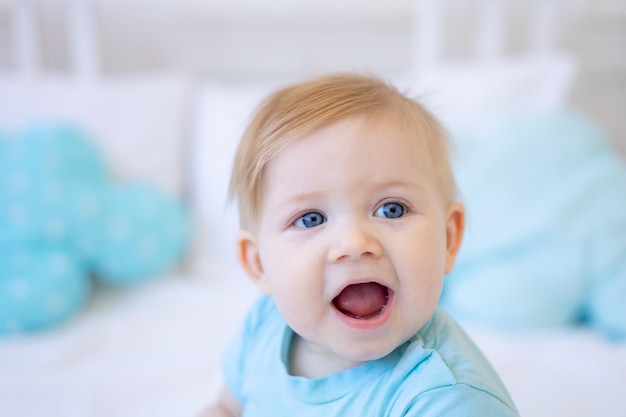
[200,387,242,417]
[402,384,518,417]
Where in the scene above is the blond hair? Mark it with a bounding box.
[229,73,458,229]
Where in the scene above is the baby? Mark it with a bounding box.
[203,73,519,416]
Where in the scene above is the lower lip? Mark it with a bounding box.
[331,290,393,330]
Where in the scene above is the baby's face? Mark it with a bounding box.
[245,115,463,364]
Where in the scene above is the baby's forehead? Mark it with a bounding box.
[278,112,435,160]
[264,115,438,187]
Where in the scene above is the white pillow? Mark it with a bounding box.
[397,52,577,133]
[0,73,190,197]
[189,81,278,271]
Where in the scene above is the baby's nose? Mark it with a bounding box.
[327,220,383,262]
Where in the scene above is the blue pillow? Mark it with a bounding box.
[0,124,108,252]
[441,109,626,339]
[0,244,90,334]
[0,124,193,334]
[91,183,191,285]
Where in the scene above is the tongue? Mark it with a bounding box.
[333,282,388,319]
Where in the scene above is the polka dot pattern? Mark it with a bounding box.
[0,246,90,333]
[92,184,191,285]
[0,124,107,248]
[0,124,191,334]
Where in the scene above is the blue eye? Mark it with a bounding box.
[294,211,326,228]
[375,202,405,219]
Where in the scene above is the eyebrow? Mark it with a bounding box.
[373,178,421,189]
[274,190,325,210]
[361,177,426,194]
[275,178,423,207]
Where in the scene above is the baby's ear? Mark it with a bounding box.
[236,230,271,295]
[444,202,465,274]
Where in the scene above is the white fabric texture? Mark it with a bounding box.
[0,264,624,417]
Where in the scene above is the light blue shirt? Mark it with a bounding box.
[223,296,519,416]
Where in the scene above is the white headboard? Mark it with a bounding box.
[0,0,590,73]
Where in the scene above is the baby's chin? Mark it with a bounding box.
[322,318,428,364]
[325,336,407,364]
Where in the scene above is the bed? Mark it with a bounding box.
[1,1,625,416]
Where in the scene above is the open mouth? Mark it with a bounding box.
[332,282,389,320]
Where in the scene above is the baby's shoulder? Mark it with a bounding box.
[387,309,518,415]
[238,296,284,340]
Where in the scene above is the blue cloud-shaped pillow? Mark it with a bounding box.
[0,124,191,334]
[0,124,107,249]
[0,245,90,333]
[91,183,191,285]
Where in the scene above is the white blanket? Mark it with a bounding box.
[1,265,624,417]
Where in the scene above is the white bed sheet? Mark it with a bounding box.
[1,262,624,417]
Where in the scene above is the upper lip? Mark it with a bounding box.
[330,277,391,301]
[327,262,393,300]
